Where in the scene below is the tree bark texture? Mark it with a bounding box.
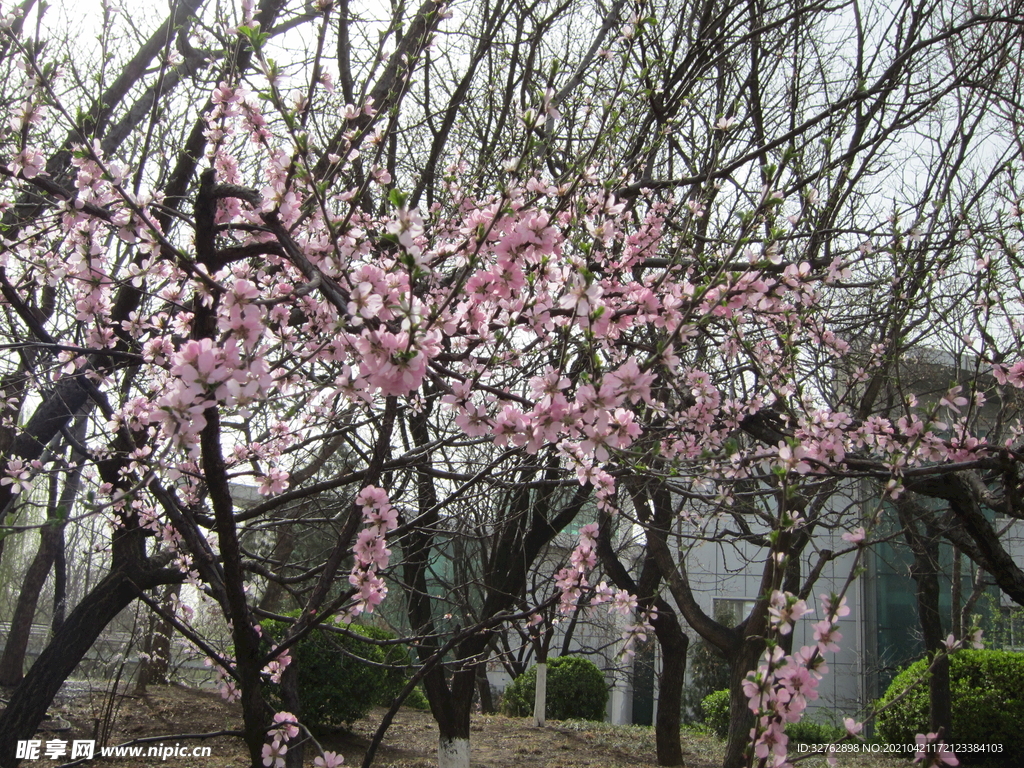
[134,583,180,692]
[652,606,688,767]
[897,497,952,740]
[723,637,763,768]
[0,521,62,686]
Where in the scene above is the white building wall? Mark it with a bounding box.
[678,495,869,721]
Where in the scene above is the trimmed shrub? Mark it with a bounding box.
[876,649,1024,761]
[500,656,609,721]
[700,689,730,739]
[785,719,845,745]
[261,619,387,729]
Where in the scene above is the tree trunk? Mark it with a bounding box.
[723,637,763,768]
[652,605,688,767]
[0,522,61,685]
[898,498,952,740]
[431,666,474,768]
[951,547,962,640]
[50,523,66,633]
[135,583,180,692]
[281,659,303,768]
[438,733,470,768]
[597,487,691,766]
[0,555,179,767]
[257,524,297,614]
[475,663,495,715]
[0,420,85,686]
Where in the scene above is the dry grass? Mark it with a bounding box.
[47,684,919,768]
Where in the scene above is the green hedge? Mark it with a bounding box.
[785,719,845,745]
[700,689,730,738]
[876,649,1024,762]
[261,619,428,727]
[261,620,385,728]
[501,656,608,721]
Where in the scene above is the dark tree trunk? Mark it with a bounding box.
[476,663,495,715]
[402,406,589,767]
[443,665,477,766]
[50,523,66,633]
[135,583,180,692]
[200,405,270,768]
[257,524,297,614]
[898,498,952,740]
[598,482,697,767]
[281,660,303,768]
[723,636,763,768]
[651,605,688,767]
[0,439,83,687]
[413,660,473,768]
[0,521,62,686]
[0,549,181,768]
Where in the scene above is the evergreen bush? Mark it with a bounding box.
[683,639,731,722]
[875,648,1024,762]
[785,718,845,744]
[500,655,608,721]
[700,689,730,739]
[261,619,387,728]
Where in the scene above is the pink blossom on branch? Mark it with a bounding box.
[913,732,958,766]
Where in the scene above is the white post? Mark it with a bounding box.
[533,661,547,726]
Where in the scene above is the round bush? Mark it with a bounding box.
[261,620,386,729]
[700,689,730,739]
[501,656,608,721]
[876,649,1024,761]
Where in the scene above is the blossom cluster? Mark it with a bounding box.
[745,591,966,767]
[742,593,853,766]
[342,486,399,619]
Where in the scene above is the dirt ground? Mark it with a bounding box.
[29,683,903,768]
[46,683,688,768]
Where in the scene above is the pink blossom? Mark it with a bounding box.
[8,147,46,178]
[1,459,33,495]
[820,593,851,618]
[262,740,287,768]
[777,441,811,474]
[314,752,345,767]
[841,527,866,545]
[270,711,300,741]
[219,680,241,703]
[258,468,290,496]
[768,590,809,635]
[913,733,958,766]
[559,273,603,316]
[610,589,638,616]
[844,717,863,737]
[753,720,788,761]
[454,402,491,437]
[812,620,842,653]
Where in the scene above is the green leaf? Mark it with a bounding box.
[388,188,408,208]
